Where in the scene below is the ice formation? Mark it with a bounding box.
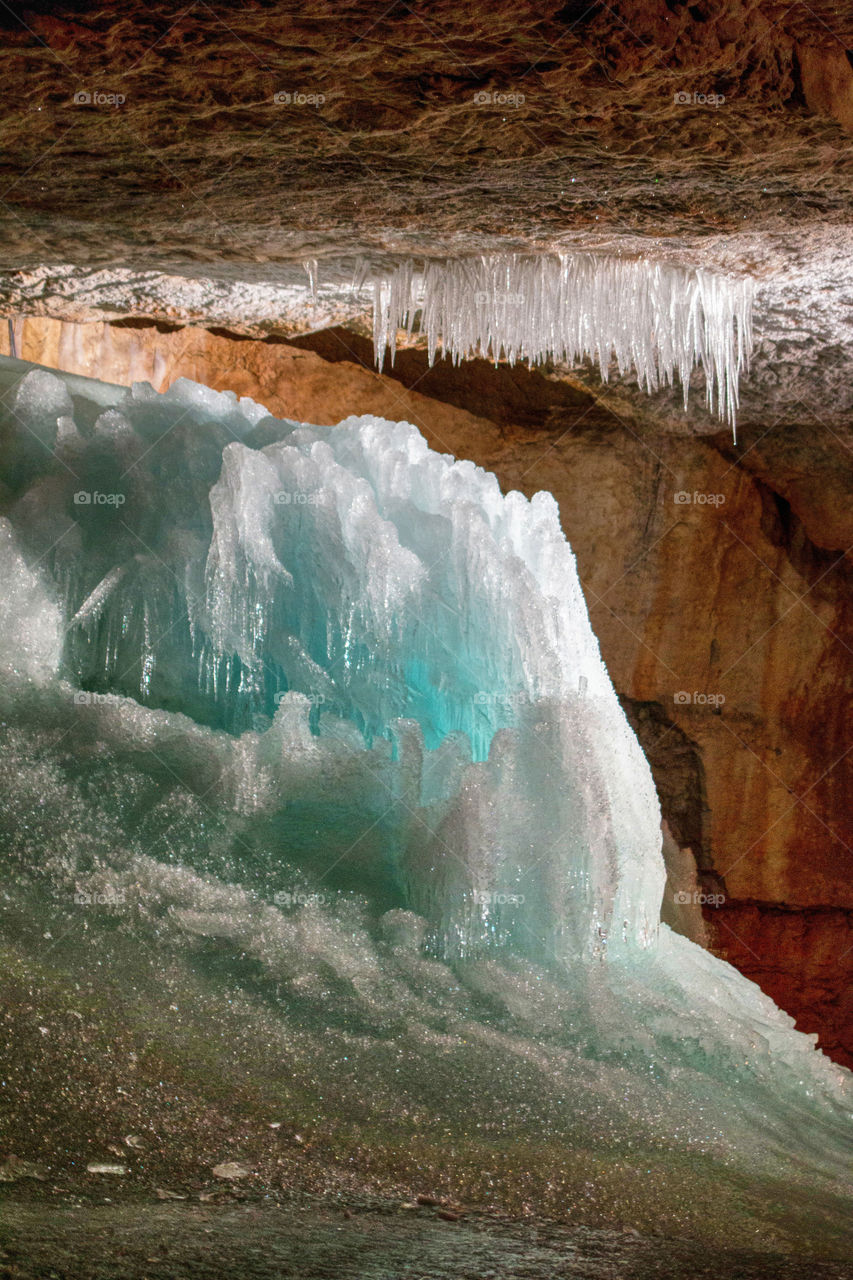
[0,355,850,1237]
[356,254,753,433]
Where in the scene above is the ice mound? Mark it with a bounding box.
[0,355,849,1231]
[0,517,63,682]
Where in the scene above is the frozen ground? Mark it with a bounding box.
[3,1197,853,1280]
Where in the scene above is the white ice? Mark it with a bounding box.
[351,253,753,434]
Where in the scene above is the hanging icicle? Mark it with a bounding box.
[356,253,753,436]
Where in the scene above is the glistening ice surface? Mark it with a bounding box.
[359,253,754,431]
[0,356,850,1254]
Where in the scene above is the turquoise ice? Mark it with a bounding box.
[0,355,849,1244]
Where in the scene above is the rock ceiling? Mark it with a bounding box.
[1,0,853,430]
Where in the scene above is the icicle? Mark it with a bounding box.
[355,253,753,435]
[303,258,319,299]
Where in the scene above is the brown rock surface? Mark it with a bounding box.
[708,902,853,1068]
[1,0,853,433]
[0,0,851,255]
[798,42,853,134]
[7,314,851,1066]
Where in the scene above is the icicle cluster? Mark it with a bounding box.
[358,254,753,434]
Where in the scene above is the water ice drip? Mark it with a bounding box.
[356,253,753,434]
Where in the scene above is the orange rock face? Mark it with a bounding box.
[7,315,853,1066]
[797,43,853,135]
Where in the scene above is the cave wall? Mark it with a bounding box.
[6,315,852,1068]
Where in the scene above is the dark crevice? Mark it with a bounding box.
[771,490,795,543]
[618,695,720,885]
[710,897,853,916]
[710,433,852,604]
[111,316,185,335]
[285,324,598,431]
[753,475,851,602]
[788,44,808,108]
[553,1,602,27]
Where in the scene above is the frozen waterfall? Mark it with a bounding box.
[0,354,850,1243]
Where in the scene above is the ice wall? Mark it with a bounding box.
[0,355,849,1145]
[0,356,661,962]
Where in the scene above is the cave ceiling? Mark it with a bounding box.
[0,0,852,436]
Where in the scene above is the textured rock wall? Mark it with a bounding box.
[6,316,852,1067]
[2,0,852,260]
